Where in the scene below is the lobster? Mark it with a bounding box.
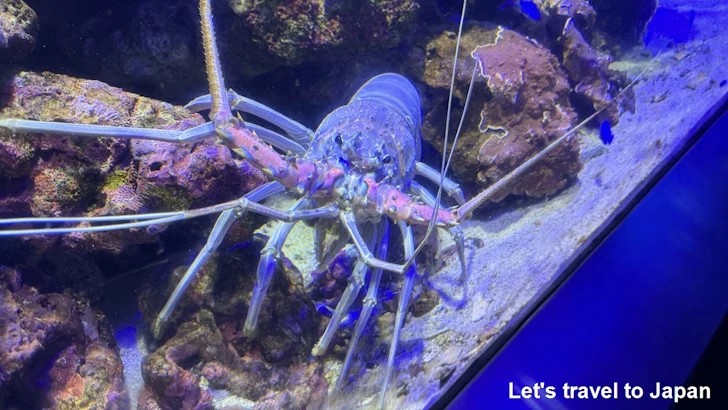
[0,0,646,407]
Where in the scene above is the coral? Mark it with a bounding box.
[240,0,345,67]
[421,25,581,200]
[226,0,419,73]
[0,70,266,256]
[140,307,326,410]
[541,0,598,31]
[18,0,420,101]
[139,249,320,359]
[0,69,269,336]
[136,246,326,407]
[0,133,33,178]
[140,311,218,409]
[44,342,127,410]
[0,0,38,63]
[0,266,128,409]
[30,166,84,216]
[132,138,265,212]
[527,0,636,124]
[0,268,82,388]
[465,1,640,126]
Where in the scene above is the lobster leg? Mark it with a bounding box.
[378,221,418,409]
[313,222,326,267]
[0,119,215,144]
[336,219,390,388]
[185,89,315,148]
[341,211,407,274]
[414,162,466,205]
[243,197,313,336]
[410,181,467,282]
[237,197,338,223]
[151,181,285,339]
[312,261,366,356]
[154,209,237,338]
[311,222,380,357]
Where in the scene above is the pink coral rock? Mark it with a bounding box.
[0,266,128,409]
[422,25,581,200]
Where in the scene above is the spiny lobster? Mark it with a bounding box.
[0,0,645,407]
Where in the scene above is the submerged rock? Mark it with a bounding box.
[0,0,38,63]
[0,266,128,409]
[537,0,637,124]
[29,0,420,101]
[422,25,581,200]
[228,0,419,68]
[139,251,326,409]
[0,70,266,268]
[559,17,635,124]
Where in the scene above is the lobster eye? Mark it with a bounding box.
[382,155,392,164]
[334,134,343,145]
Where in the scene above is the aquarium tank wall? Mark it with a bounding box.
[0,0,725,409]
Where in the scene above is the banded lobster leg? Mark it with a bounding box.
[373,182,466,407]
[335,220,390,391]
[314,182,465,388]
[150,192,339,339]
[337,211,424,407]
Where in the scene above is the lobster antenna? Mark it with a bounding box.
[407,0,470,268]
[454,51,661,221]
[199,0,233,124]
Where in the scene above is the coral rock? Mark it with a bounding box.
[141,308,326,409]
[559,18,632,124]
[0,266,128,409]
[0,70,266,274]
[0,0,38,63]
[537,0,638,123]
[422,25,581,200]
